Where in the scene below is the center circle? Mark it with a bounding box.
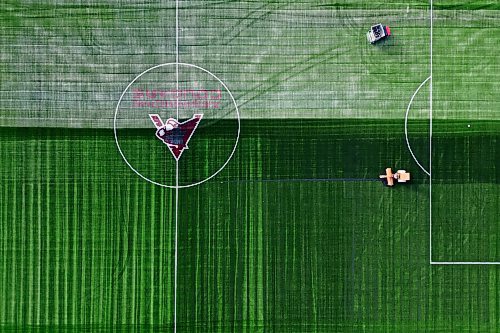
[114,63,240,188]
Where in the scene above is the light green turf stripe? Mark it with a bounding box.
[9,143,16,324]
[130,179,138,324]
[139,181,147,323]
[256,141,264,330]
[71,174,78,325]
[113,182,120,324]
[0,139,6,323]
[97,179,106,324]
[18,156,26,325]
[195,187,201,329]
[242,185,248,333]
[27,180,34,324]
[35,139,42,324]
[158,185,165,324]
[53,137,60,325]
[80,153,87,324]
[149,183,155,325]
[44,135,50,324]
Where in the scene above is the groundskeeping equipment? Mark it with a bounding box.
[367,24,391,44]
[379,168,410,187]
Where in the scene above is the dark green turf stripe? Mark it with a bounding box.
[0,120,498,331]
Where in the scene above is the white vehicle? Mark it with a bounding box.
[367,24,391,44]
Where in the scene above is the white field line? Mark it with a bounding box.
[427,1,500,265]
[176,0,179,120]
[431,262,500,265]
[174,1,179,332]
[429,0,433,265]
[174,161,179,333]
[404,76,431,177]
[114,62,240,189]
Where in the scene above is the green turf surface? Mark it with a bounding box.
[0,119,498,332]
[1,0,500,331]
[1,1,432,126]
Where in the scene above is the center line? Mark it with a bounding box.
[176,0,179,120]
[174,1,180,333]
[174,161,179,333]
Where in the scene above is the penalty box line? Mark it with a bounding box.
[428,0,500,265]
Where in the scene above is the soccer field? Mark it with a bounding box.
[1,1,499,332]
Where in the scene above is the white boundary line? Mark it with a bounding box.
[428,0,500,265]
[405,76,431,177]
[429,0,433,265]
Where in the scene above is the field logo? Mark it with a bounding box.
[149,113,203,160]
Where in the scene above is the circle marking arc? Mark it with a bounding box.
[404,76,431,177]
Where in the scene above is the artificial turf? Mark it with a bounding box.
[0,119,498,331]
[1,0,499,331]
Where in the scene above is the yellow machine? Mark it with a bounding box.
[379,168,410,187]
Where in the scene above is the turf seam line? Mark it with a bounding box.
[222,178,380,183]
